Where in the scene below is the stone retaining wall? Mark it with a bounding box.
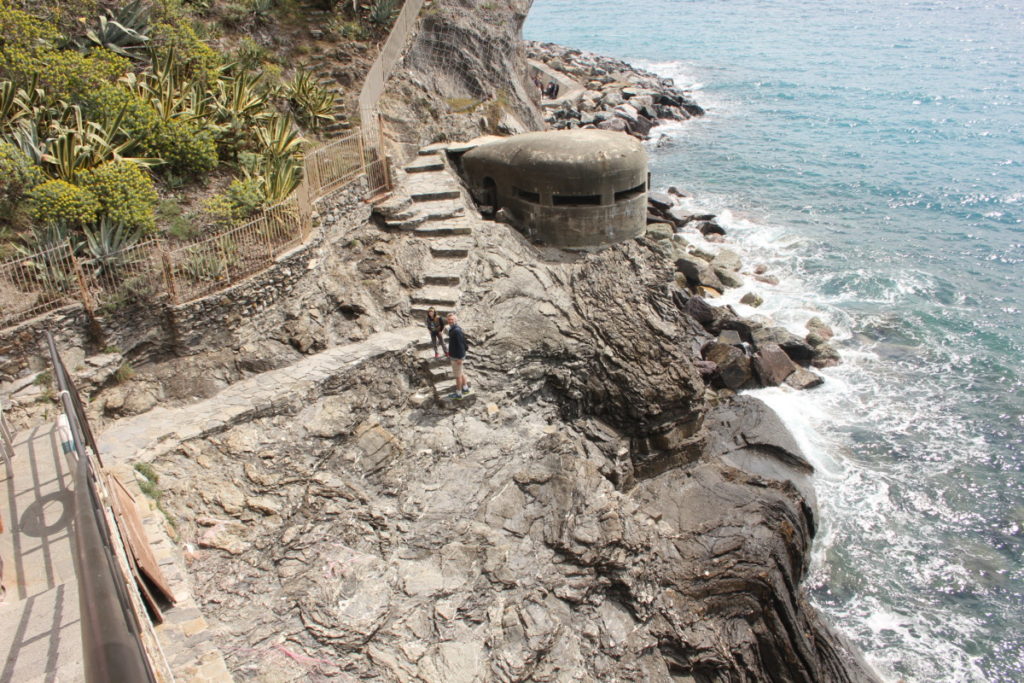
[0,181,366,383]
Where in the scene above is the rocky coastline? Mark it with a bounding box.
[527,41,705,138]
[0,5,877,680]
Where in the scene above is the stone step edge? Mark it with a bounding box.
[411,190,462,202]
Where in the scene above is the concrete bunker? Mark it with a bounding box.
[460,130,649,248]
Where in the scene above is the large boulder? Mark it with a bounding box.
[753,343,797,386]
[711,248,743,273]
[752,326,815,365]
[675,255,724,292]
[786,367,825,390]
[703,342,753,390]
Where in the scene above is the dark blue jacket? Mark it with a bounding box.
[448,324,467,359]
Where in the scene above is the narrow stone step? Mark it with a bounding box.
[411,296,458,310]
[405,156,445,173]
[429,366,450,380]
[386,216,427,231]
[425,274,461,286]
[419,143,450,156]
[417,348,449,364]
[429,244,470,259]
[414,220,472,237]
[412,305,457,318]
[411,189,461,202]
[411,286,459,305]
[416,200,465,221]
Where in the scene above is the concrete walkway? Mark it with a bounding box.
[98,326,423,464]
[528,58,585,108]
[0,423,84,683]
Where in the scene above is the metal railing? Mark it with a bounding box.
[45,331,158,683]
[0,402,13,480]
[359,0,426,196]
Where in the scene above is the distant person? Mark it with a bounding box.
[446,312,470,399]
[425,307,447,358]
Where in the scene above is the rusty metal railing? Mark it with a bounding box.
[45,331,158,683]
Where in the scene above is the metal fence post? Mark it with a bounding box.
[159,247,179,305]
[69,245,96,317]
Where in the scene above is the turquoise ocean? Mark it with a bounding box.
[524,1,1024,680]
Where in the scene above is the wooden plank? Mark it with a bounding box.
[106,473,176,607]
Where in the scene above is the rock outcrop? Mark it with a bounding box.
[148,210,873,681]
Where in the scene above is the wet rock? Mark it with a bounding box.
[740,291,764,307]
[694,219,726,236]
[714,267,745,289]
[753,343,797,386]
[711,248,742,272]
[703,342,753,390]
[647,192,675,213]
[811,343,842,368]
[752,326,815,365]
[806,316,835,340]
[675,255,724,291]
[786,367,825,390]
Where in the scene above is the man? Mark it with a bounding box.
[446,312,470,399]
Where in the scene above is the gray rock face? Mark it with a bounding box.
[146,220,872,682]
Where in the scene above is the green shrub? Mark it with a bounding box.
[0,141,43,203]
[199,193,241,232]
[27,179,99,227]
[156,118,218,178]
[78,160,158,233]
[149,21,220,83]
[226,176,264,218]
[0,4,59,52]
[4,47,128,104]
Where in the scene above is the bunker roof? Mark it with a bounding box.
[464,129,646,177]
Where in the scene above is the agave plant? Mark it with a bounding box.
[211,70,273,158]
[259,156,303,204]
[254,114,304,162]
[83,0,152,59]
[83,216,142,278]
[7,120,48,165]
[365,0,399,26]
[41,107,158,179]
[284,71,336,132]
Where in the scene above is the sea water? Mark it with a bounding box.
[524,1,1024,680]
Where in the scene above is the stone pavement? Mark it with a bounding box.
[86,325,422,682]
[0,423,84,683]
[98,326,423,464]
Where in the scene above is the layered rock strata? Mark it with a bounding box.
[142,200,874,680]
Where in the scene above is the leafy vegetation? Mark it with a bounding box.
[0,0,392,300]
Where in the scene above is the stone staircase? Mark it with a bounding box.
[385,147,479,403]
[299,6,354,138]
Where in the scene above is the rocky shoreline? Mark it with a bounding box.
[527,41,842,393]
[527,41,705,138]
[0,9,877,680]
